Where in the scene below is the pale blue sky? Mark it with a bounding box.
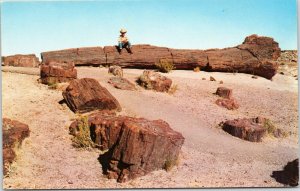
[1,0,298,57]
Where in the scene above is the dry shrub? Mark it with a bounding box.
[71,115,95,148]
[193,67,200,72]
[155,59,175,73]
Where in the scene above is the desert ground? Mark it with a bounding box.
[2,66,298,189]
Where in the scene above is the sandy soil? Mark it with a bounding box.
[2,66,298,189]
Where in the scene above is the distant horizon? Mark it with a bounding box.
[1,0,298,57]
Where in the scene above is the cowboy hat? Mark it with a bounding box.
[120,28,127,33]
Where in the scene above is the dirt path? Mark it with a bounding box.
[2,67,298,188]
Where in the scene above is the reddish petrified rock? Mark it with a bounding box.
[70,113,184,182]
[238,34,281,61]
[2,54,40,67]
[41,35,281,79]
[216,98,239,110]
[271,159,299,187]
[137,70,172,92]
[105,45,172,68]
[3,118,30,176]
[216,87,233,99]
[40,61,77,85]
[62,78,121,113]
[108,77,136,90]
[169,49,208,69]
[108,65,123,77]
[222,117,267,142]
[41,47,106,66]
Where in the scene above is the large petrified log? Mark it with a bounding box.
[3,118,30,176]
[62,78,121,113]
[41,34,281,79]
[69,113,184,182]
[2,54,40,67]
[40,61,77,84]
[41,47,106,66]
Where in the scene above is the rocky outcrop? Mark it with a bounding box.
[3,118,30,176]
[2,54,40,67]
[41,35,281,79]
[70,112,184,182]
[222,117,268,142]
[40,61,77,85]
[271,159,299,187]
[137,70,172,92]
[62,78,121,113]
[108,77,136,90]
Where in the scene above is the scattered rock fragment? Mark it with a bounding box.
[3,118,30,176]
[137,70,172,92]
[271,159,299,187]
[252,75,258,79]
[62,78,121,113]
[210,76,216,81]
[216,98,239,110]
[216,87,232,99]
[202,78,206,80]
[40,61,77,85]
[108,77,136,90]
[222,117,266,142]
[108,65,123,77]
[219,80,223,84]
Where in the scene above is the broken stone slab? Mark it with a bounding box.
[108,77,136,90]
[40,61,77,85]
[222,117,267,142]
[2,54,40,68]
[3,118,30,176]
[70,113,185,183]
[137,70,172,92]
[62,78,121,113]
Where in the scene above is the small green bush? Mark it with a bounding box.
[155,59,175,73]
[71,115,95,148]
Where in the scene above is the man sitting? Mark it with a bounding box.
[118,28,133,54]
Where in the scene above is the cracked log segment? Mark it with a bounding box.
[40,60,77,84]
[3,118,30,176]
[62,78,121,113]
[2,54,40,67]
[69,113,185,183]
[41,34,280,79]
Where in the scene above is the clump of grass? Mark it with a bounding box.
[48,83,58,89]
[262,119,276,134]
[71,115,95,148]
[193,67,200,72]
[163,157,179,172]
[155,59,175,73]
[168,84,178,95]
